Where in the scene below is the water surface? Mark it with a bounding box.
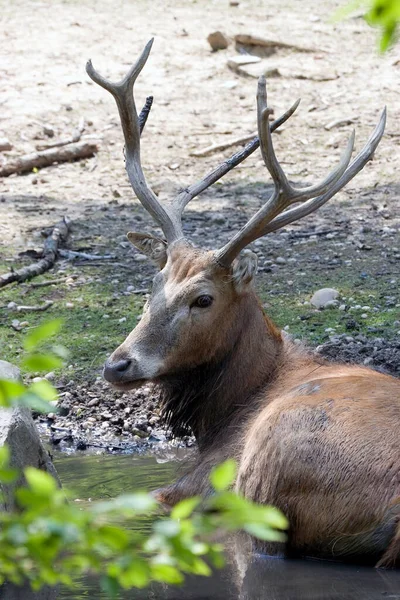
[52,452,400,600]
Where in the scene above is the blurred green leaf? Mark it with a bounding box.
[24,467,58,497]
[171,496,201,520]
[151,563,184,584]
[0,468,18,484]
[210,459,237,492]
[153,519,180,538]
[0,380,25,407]
[22,354,62,372]
[0,445,10,467]
[24,320,63,352]
[29,380,57,402]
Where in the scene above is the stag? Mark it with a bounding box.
[87,40,400,568]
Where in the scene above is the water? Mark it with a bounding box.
[4,451,400,600]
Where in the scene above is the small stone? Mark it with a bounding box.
[361,313,368,319]
[207,31,229,51]
[0,138,12,151]
[43,125,55,137]
[275,256,286,264]
[65,302,74,308]
[339,304,346,311]
[102,314,110,319]
[310,288,339,309]
[45,371,55,381]
[88,398,99,407]
[7,302,17,310]
[119,317,127,323]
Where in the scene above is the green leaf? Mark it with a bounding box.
[0,468,18,483]
[29,380,58,402]
[258,506,289,530]
[93,492,156,514]
[171,496,201,520]
[119,560,150,588]
[151,564,184,584]
[19,392,54,414]
[210,459,237,492]
[22,354,62,372]
[24,467,57,497]
[153,519,181,538]
[0,380,25,407]
[24,320,63,352]
[0,445,10,467]
[97,525,129,551]
[244,523,287,542]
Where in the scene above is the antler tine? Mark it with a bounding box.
[173,97,301,214]
[86,40,184,244]
[262,107,386,235]
[215,77,386,267]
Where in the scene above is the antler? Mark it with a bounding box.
[86,40,297,245]
[215,77,386,267]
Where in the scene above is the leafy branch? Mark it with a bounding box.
[0,320,288,596]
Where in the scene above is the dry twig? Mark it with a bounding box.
[190,132,258,157]
[0,218,71,288]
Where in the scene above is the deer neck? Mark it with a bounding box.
[157,292,283,451]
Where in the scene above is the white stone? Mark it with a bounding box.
[310,288,339,308]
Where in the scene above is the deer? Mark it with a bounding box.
[87,40,400,568]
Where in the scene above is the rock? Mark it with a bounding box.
[310,288,339,309]
[207,31,229,51]
[0,137,12,151]
[235,60,281,79]
[0,361,61,512]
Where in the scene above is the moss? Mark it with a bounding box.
[0,268,145,382]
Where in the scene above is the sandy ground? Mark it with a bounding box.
[1,0,399,242]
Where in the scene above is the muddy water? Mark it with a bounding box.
[52,452,400,600]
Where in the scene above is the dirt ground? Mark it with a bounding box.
[0,0,399,450]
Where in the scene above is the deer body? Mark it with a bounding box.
[87,41,399,567]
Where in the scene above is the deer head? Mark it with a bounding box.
[87,39,386,391]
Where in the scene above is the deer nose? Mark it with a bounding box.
[103,358,132,383]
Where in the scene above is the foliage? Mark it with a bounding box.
[337,0,400,50]
[0,320,288,596]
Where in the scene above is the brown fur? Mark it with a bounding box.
[105,246,400,567]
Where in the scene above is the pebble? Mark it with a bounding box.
[0,137,12,151]
[207,31,229,51]
[310,288,339,309]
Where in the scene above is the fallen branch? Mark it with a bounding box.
[15,301,54,312]
[190,132,258,157]
[35,117,85,151]
[0,142,98,177]
[58,249,114,261]
[31,277,70,288]
[0,218,71,288]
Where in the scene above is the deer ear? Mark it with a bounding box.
[231,250,258,290]
[127,232,168,268]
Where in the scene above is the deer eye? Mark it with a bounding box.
[192,295,213,308]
